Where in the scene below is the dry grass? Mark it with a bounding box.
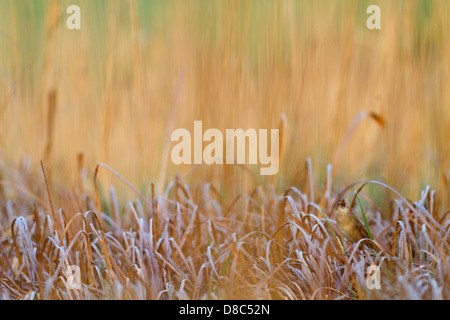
[0,1,449,300]
[0,1,449,199]
[0,159,448,300]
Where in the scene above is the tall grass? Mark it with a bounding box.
[0,0,449,300]
[0,0,448,201]
[0,160,448,299]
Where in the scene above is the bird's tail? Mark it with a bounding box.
[365,239,391,256]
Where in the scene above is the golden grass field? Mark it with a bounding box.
[0,0,449,299]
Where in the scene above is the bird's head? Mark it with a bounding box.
[336,199,348,210]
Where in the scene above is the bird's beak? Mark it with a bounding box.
[336,200,346,208]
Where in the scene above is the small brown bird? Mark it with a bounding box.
[336,199,377,251]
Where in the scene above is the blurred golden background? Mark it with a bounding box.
[0,0,448,204]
